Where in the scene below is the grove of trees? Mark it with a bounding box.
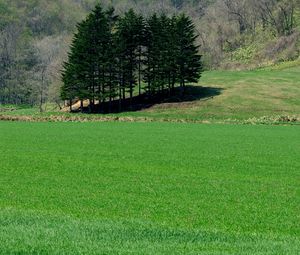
[61,5,202,113]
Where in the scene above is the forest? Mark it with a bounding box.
[0,0,299,107]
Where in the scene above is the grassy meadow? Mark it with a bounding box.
[1,62,300,123]
[0,121,299,254]
[128,63,300,121]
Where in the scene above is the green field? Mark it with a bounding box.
[0,121,299,254]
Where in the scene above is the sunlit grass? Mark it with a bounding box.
[0,121,299,254]
[1,63,299,123]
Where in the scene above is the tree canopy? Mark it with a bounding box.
[61,5,203,113]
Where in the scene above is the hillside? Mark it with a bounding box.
[137,61,300,122]
[0,0,300,106]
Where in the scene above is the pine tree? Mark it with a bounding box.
[103,7,118,112]
[86,4,112,111]
[144,13,162,96]
[136,14,146,97]
[167,15,179,93]
[116,9,141,107]
[61,19,91,112]
[175,14,203,91]
[61,4,117,112]
[159,13,172,94]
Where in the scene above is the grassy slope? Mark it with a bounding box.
[1,62,299,123]
[0,122,299,254]
[124,63,300,121]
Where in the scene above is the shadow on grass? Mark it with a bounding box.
[80,86,224,114]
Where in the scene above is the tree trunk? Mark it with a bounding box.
[122,87,125,101]
[129,82,133,109]
[109,89,112,113]
[138,48,142,96]
[69,99,72,112]
[89,99,94,113]
[39,71,44,113]
[80,100,84,113]
[118,73,122,112]
[39,89,43,113]
[168,74,171,96]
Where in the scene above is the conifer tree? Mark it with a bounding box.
[61,4,116,112]
[86,4,112,110]
[102,7,118,112]
[61,19,91,112]
[136,14,146,96]
[144,13,162,96]
[116,9,141,107]
[61,5,203,112]
[167,15,179,93]
[159,13,172,94]
[175,14,203,90]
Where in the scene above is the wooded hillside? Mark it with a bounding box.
[0,0,299,106]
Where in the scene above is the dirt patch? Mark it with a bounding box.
[0,108,16,112]
[0,114,157,123]
[0,113,299,126]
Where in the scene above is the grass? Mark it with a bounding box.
[0,121,299,254]
[1,62,299,123]
[135,64,300,121]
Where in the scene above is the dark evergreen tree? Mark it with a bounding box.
[61,5,203,113]
[144,13,162,96]
[101,7,118,112]
[61,19,91,112]
[116,9,141,108]
[61,4,116,112]
[135,14,146,96]
[158,13,173,94]
[167,15,179,93]
[175,14,203,90]
[85,4,113,111]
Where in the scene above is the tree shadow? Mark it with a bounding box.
[81,85,224,113]
[165,86,223,103]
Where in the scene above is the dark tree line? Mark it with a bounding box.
[61,5,202,113]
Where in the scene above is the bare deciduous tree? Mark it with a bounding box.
[34,36,66,111]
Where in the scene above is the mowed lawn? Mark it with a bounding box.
[0,121,299,254]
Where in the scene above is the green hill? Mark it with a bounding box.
[1,61,299,124]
